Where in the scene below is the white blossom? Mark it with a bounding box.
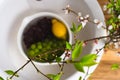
[103,5,107,11]
[84,19,88,23]
[94,19,99,24]
[77,16,83,22]
[68,51,71,54]
[109,42,113,45]
[116,52,120,56]
[80,19,88,28]
[78,12,82,16]
[107,9,111,14]
[94,19,104,28]
[108,25,113,30]
[77,14,89,28]
[64,4,70,14]
[114,43,119,49]
[97,22,104,28]
[84,14,90,19]
[80,17,84,20]
[64,10,69,14]
[81,21,87,28]
[118,15,120,19]
[77,18,87,28]
[66,4,70,8]
[82,42,87,47]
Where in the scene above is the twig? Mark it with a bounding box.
[84,35,110,42]
[36,48,65,59]
[59,51,68,73]
[28,57,52,80]
[10,60,31,79]
[83,67,90,80]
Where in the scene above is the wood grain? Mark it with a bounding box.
[89,49,120,80]
[89,0,120,80]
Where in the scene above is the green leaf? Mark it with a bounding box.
[112,23,116,28]
[0,76,4,80]
[54,74,61,80]
[80,54,97,67]
[5,70,19,77]
[47,73,61,80]
[72,41,83,60]
[111,64,120,70]
[74,63,84,73]
[110,0,114,4]
[77,24,82,32]
[66,41,72,50]
[71,23,77,33]
[55,57,62,62]
[79,76,82,80]
[73,54,97,73]
[47,74,56,79]
[5,70,14,75]
[118,0,120,5]
[71,23,83,33]
[107,3,113,8]
[7,78,12,80]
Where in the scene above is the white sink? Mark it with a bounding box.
[0,0,106,80]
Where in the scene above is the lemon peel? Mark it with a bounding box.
[52,19,67,40]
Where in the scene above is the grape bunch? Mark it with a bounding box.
[27,38,66,62]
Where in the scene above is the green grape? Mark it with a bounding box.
[34,48,39,53]
[31,44,36,49]
[45,39,49,42]
[41,48,47,52]
[28,50,35,57]
[46,45,51,50]
[52,43,57,48]
[26,34,68,62]
[37,42,42,45]
[42,42,47,47]
[37,43,42,50]
[48,41,52,46]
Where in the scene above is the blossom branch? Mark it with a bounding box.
[63,5,106,29]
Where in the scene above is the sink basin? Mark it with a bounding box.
[0,0,106,80]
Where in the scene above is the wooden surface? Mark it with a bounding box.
[89,0,120,80]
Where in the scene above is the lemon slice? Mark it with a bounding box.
[52,19,67,40]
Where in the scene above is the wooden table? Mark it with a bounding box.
[89,0,120,80]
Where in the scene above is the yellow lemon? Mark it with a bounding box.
[52,19,67,40]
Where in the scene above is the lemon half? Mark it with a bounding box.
[52,19,67,40]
